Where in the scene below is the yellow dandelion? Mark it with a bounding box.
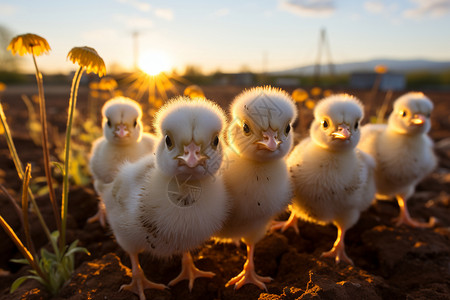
[305,99,315,110]
[184,85,205,99]
[0,82,6,92]
[375,64,388,74]
[7,33,51,56]
[310,87,322,97]
[291,88,309,103]
[89,82,99,90]
[323,89,333,97]
[67,46,106,77]
[98,77,118,90]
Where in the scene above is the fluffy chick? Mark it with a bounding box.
[272,94,376,265]
[102,97,228,299]
[88,96,156,226]
[358,92,437,227]
[215,86,297,290]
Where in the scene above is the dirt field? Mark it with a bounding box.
[0,83,449,299]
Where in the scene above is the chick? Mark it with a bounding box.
[358,92,437,228]
[214,86,297,290]
[88,96,157,227]
[272,94,376,265]
[102,97,228,299]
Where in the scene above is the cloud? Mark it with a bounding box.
[0,4,17,16]
[279,0,335,17]
[155,8,174,21]
[116,0,151,12]
[404,0,450,18]
[114,14,153,29]
[212,8,230,17]
[364,1,385,14]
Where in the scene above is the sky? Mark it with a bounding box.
[1,0,450,75]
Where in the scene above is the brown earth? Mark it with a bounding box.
[0,83,449,300]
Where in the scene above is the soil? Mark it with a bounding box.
[0,83,449,300]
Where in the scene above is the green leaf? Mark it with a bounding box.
[10,276,29,293]
[65,246,90,258]
[10,258,30,265]
[52,162,64,174]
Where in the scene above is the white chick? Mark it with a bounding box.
[88,96,156,227]
[214,86,297,290]
[358,92,437,228]
[102,97,228,299]
[272,94,376,265]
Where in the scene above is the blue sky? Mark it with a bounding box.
[1,0,450,74]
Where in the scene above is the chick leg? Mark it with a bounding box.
[121,253,166,300]
[394,195,435,228]
[168,251,215,291]
[225,243,272,290]
[321,225,354,265]
[87,200,107,227]
[270,211,299,234]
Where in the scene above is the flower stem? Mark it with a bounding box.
[0,105,34,201]
[32,53,61,234]
[60,66,84,250]
[21,164,37,257]
[0,215,48,283]
[0,104,53,245]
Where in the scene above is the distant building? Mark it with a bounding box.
[350,72,406,91]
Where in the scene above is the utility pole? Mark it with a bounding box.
[133,31,139,71]
[313,28,335,85]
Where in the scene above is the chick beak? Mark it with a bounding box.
[115,123,129,138]
[411,114,426,126]
[332,124,351,140]
[256,128,281,151]
[177,141,207,168]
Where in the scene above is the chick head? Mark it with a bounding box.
[388,92,433,135]
[311,94,363,151]
[227,86,297,162]
[102,96,143,146]
[154,96,227,179]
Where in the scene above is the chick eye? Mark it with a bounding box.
[133,119,138,127]
[285,124,291,135]
[212,135,219,149]
[165,135,173,149]
[400,110,407,117]
[354,120,359,130]
[322,119,329,129]
[243,123,251,135]
[107,119,112,127]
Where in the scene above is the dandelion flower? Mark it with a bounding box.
[0,82,6,92]
[61,46,106,248]
[184,85,205,99]
[7,33,51,56]
[310,87,322,97]
[375,64,387,74]
[98,77,118,90]
[67,46,106,77]
[291,88,308,103]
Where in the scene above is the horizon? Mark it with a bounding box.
[1,0,450,75]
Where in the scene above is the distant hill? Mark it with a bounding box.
[272,59,450,76]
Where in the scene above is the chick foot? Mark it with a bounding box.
[168,251,215,291]
[320,226,354,265]
[394,196,436,228]
[270,212,299,234]
[225,243,272,290]
[87,200,107,227]
[121,253,166,300]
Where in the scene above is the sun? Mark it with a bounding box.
[138,50,171,76]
